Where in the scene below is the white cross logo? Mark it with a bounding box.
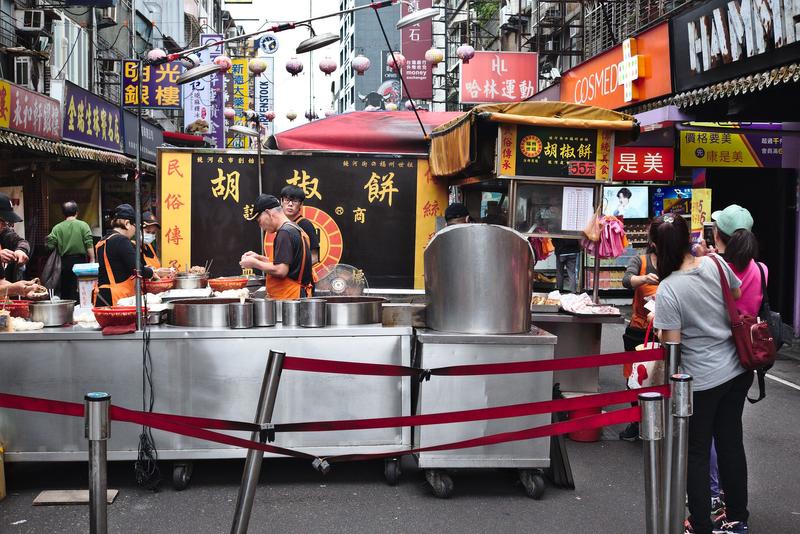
[618,38,643,102]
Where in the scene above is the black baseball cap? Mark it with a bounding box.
[0,193,22,223]
[280,185,305,201]
[254,194,281,216]
[113,204,136,221]
[444,203,469,221]
[142,211,160,227]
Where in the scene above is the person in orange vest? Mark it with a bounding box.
[239,194,313,300]
[94,204,157,306]
[141,211,161,270]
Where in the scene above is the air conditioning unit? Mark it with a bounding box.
[98,7,117,29]
[15,9,45,32]
[14,56,34,89]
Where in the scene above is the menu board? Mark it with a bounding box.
[561,187,595,232]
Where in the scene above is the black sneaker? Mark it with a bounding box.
[619,422,640,442]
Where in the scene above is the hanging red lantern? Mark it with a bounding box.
[285,58,304,76]
[213,55,233,72]
[223,107,236,120]
[386,52,406,72]
[319,57,337,76]
[425,47,444,66]
[147,48,166,62]
[456,44,475,64]
[263,110,276,122]
[352,55,370,76]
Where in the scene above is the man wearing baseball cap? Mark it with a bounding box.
[444,202,472,226]
[0,192,31,283]
[141,211,161,270]
[0,192,36,297]
[240,194,313,300]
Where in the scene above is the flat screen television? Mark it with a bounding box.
[651,187,692,217]
[602,186,649,219]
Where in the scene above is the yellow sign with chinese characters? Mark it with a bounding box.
[0,80,10,129]
[160,152,192,271]
[690,188,711,239]
[414,158,447,289]
[679,130,764,167]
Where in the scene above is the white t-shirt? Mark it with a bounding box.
[653,255,745,391]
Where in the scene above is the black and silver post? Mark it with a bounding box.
[134,58,144,330]
[85,392,111,534]
[661,342,681,533]
[640,391,665,534]
[669,374,693,534]
[230,350,285,534]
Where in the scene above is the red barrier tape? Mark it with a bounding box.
[275,385,669,433]
[282,348,664,378]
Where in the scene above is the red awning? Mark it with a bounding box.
[163,130,209,147]
[268,111,464,155]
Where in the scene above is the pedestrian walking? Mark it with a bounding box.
[651,214,751,534]
[45,201,95,301]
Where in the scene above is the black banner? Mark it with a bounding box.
[514,125,598,179]
[191,154,262,277]
[671,0,800,92]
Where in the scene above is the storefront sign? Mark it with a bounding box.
[227,58,250,149]
[159,151,446,288]
[204,34,226,149]
[679,125,783,167]
[691,188,712,239]
[560,23,671,109]
[672,0,800,92]
[381,50,400,82]
[182,34,225,147]
[498,124,614,181]
[254,56,274,138]
[460,51,538,104]
[0,80,61,140]
[400,0,433,100]
[121,60,182,109]
[123,111,163,164]
[613,147,674,181]
[61,81,122,152]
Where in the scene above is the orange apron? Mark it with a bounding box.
[93,234,136,306]
[265,222,313,300]
[624,254,658,377]
[295,215,320,283]
[143,242,161,270]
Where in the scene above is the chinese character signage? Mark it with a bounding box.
[560,23,671,110]
[227,57,250,149]
[498,124,614,180]
[3,82,61,140]
[254,56,275,138]
[400,0,433,100]
[61,81,122,152]
[123,110,163,164]
[679,126,783,168]
[460,51,538,104]
[691,188,712,240]
[613,147,674,181]
[121,60,182,109]
[183,34,225,147]
[671,0,800,92]
[161,151,445,289]
[203,34,226,149]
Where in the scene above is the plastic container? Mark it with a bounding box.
[567,405,603,443]
[77,277,97,309]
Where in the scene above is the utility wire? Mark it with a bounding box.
[53,26,82,80]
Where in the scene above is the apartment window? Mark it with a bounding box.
[51,19,89,89]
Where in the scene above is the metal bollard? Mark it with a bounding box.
[661,342,681,534]
[85,392,110,534]
[669,374,693,534]
[230,350,285,534]
[640,391,665,534]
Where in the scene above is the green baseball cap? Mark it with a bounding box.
[711,204,753,235]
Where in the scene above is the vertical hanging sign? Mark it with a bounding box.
[400,0,433,100]
[254,34,277,138]
[228,58,250,149]
[202,33,226,149]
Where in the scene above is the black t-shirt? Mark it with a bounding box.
[96,233,153,301]
[273,223,313,286]
[295,216,320,255]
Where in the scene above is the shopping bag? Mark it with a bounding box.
[627,322,663,389]
[40,248,61,294]
[582,206,602,242]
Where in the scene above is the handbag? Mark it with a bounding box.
[627,321,664,389]
[709,255,776,373]
[40,248,62,294]
[755,262,788,350]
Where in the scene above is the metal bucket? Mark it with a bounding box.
[300,298,326,327]
[170,298,244,327]
[281,300,301,326]
[424,224,532,334]
[324,297,385,325]
[228,302,253,329]
[252,298,277,327]
[28,300,76,327]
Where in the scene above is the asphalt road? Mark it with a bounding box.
[2,324,800,533]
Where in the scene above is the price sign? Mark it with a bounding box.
[568,161,596,177]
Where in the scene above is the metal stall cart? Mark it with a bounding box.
[415,224,557,498]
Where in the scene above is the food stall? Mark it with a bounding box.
[429,102,638,393]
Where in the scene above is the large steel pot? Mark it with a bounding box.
[29,300,76,327]
[324,296,385,325]
[170,298,244,327]
[282,300,301,326]
[424,224,532,334]
[173,273,208,289]
[300,298,326,327]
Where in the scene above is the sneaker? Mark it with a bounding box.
[619,422,640,442]
[711,496,727,525]
[713,520,748,534]
[684,519,696,534]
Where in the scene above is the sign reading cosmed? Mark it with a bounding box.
[498,124,614,181]
[460,51,538,104]
[560,22,671,109]
[62,81,122,152]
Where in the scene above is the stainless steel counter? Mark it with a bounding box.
[0,324,412,462]
[531,312,625,325]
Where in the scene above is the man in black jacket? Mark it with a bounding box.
[0,193,30,283]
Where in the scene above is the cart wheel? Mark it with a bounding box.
[519,469,546,500]
[425,469,454,499]
[172,462,193,491]
[384,458,401,486]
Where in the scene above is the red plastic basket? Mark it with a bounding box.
[92,306,145,328]
[1,300,30,319]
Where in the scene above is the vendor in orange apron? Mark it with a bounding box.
[280,185,321,286]
[141,211,161,270]
[240,194,313,300]
[93,204,156,306]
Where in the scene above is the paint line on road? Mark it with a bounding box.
[766,373,800,392]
